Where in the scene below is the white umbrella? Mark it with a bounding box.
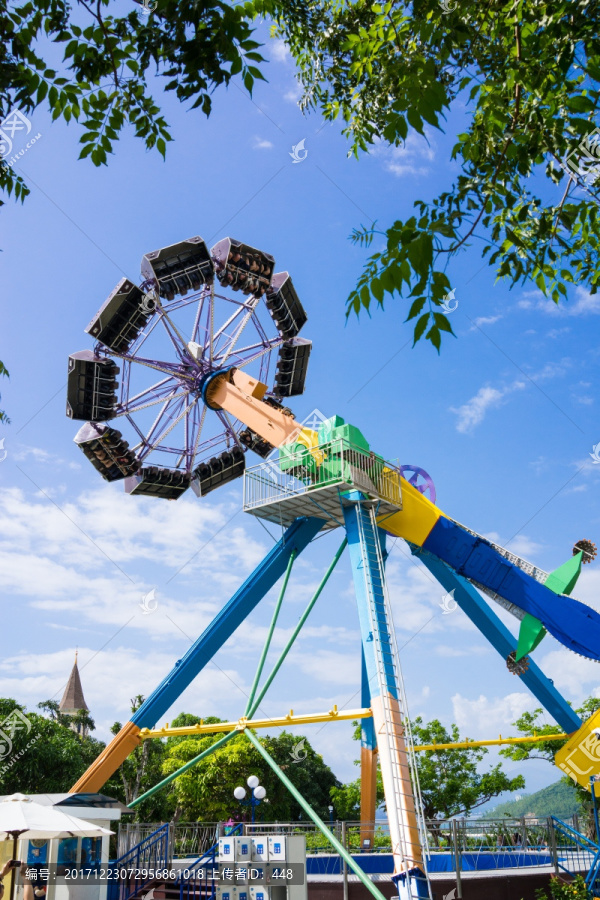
[0,794,113,900]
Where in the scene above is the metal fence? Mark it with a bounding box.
[118,821,220,862]
[243,438,402,513]
[119,815,584,861]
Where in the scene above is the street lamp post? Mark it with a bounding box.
[234,775,267,824]
[328,805,334,825]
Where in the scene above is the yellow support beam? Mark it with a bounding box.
[140,710,567,754]
[413,733,568,752]
[139,706,373,740]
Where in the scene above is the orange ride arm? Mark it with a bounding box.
[205,368,304,448]
[70,721,142,792]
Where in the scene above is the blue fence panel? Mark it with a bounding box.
[108,823,169,900]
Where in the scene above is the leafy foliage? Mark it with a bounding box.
[535,875,592,899]
[484,779,581,820]
[0,0,274,189]
[0,698,105,794]
[411,717,525,819]
[501,698,600,836]
[276,0,600,349]
[331,717,524,823]
[160,714,340,823]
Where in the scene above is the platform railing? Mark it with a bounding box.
[108,823,169,900]
[550,815,599,885]
[243,438,402,512]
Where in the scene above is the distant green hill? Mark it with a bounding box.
[484,780,581,819]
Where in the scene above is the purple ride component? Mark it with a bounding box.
[66,350,119,422]
[141,237,214,301]
[74,422,140,482]
[211,238,274,297]
[124,467,191,500]
[273,337,312,397]
[265,271,307,338]
[400,465,436,505]
[85,278,155,354]
[191,446,246,497]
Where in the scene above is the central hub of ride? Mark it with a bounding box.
[197,367,233,411]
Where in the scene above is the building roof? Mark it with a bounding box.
[59,652,89,713]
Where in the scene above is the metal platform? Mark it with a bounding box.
[243,441,402,530]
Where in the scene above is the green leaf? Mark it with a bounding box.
[426,325,441,352]
[406,296,426,322]
[413,313,430,345]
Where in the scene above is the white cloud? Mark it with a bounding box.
[518,287,600,317]
[379,133,436,177]
[538,647,600,703]
[450,382,526,433]
[452,692,532,736]
[270,39,290,63]
[0,485,269,641]
[471,315,502,329]
[0,646,250,741]
[253,137,274,150]
[283,85,303,104]
[450,357,570,434]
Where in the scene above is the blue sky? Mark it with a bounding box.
[1,13,600,807]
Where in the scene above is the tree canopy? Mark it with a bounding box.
[0,698,105,794]
[500,697,600,833]
[2,0,597,367]
[276,0,600,350]
[160,713,340,823]
[330,717,524,823]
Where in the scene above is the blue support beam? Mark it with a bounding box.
[133,515,323,728]
[413,546,582,735]
[361,647,376,751]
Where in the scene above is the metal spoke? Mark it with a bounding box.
[220,297,260,367]
[115,353,191,380]
[209,282,215,366]
[191,288,208,344]
[217,409,244,450]
[156,303,193,364]
[211,296,253,346]
[114,389,188,418]
[190,405,208,469]
[144,395,200,459]
[141,388,184,454]
[235,341,283,370]
[122,376,175,407]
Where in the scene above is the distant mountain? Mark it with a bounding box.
[483,780,581,820]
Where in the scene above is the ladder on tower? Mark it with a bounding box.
[354,501,431,900]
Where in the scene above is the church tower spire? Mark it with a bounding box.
[59,651,90,736]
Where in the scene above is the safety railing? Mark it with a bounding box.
[178,824,242,900]
[178,844,219,900]
[108,823,169,900]
[243,438,402,512]
[551,815,599,885]
[118,821,220,861]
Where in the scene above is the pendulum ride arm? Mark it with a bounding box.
[413,547,582,735]
[343,492,430,899]
[380,477,600,663]
[70,514,323,792]
[203,368,314,448]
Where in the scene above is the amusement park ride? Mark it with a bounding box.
[65,235,600,899]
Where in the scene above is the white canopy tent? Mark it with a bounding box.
[0,794,112,900]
